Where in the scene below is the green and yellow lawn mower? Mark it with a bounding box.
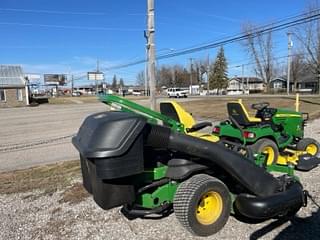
[72,95,312,237]
[213,99,320,171]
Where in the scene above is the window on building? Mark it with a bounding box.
[274,82,283,89]
[16,89,23,101]
[0,89,6,102]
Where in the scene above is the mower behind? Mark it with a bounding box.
[214,99,320,169]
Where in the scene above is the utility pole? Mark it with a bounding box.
[144,31,148,96]
[189,58,194,95]
[96,59,100,94]
[71,75,74,97]
[145,48,148,96]
[241,64,244,94]
[207,54,210,95]
[287,32,293,95]
[147,0,156,110]
[172,67,175,87]
[68,67,74,97]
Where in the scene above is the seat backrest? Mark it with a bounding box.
[160,101,196,129]
[227,101,260,126]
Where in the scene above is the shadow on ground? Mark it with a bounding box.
[250,208,320,240]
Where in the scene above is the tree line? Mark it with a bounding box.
[136,47,229,93]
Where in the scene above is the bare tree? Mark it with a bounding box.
[242,23,275,92]
[194,58,210,84]
[294,4,320,94]
[136,70,145,87]
[290,51,305,92]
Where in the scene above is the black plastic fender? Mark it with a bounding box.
[234,182,305,219]
[165,158,208,180]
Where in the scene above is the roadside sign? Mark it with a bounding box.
[88,72,104,81]
[44,74,66,85]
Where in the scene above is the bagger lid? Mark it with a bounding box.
[72,111,147,158]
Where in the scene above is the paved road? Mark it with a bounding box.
[0,103,109,172]
[0,98,198,172]
[0,99,173,172]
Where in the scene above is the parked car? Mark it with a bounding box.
[167,88,188,98]
[132,91,142,96]
[72,91,82,96]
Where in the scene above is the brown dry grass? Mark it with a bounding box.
[59,182,90,204]
[179,96,320,121]
[0,160,81,194]
[48,96,99,104]
[48,95,148,104]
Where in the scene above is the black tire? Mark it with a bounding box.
[249,138,279,165]
[173,174,231,237]
[296,138,320,156]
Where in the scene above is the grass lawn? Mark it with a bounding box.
[178,96,320,121]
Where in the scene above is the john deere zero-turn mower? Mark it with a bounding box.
[213,99,320,170]
[72,95,311,237]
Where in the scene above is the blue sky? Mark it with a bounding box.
[0,0,309,85]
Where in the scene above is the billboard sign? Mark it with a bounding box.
[88,71,104,81]
[44,74,66,85]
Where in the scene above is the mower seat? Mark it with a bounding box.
[160,101,218,142]
[227,100,261,127]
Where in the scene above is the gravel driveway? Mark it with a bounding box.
[1,107,320,240]
[0,167,319,240]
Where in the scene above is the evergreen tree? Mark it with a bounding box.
[119,78,124,87]
[112,75,117,90]
[209,47,228,94]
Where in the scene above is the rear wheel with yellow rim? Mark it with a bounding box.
[173,174,231,237]
[297,138,320,156]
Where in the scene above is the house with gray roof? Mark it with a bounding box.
[0,65,29,107]
[270,72,319,94]
[227,77,265,95]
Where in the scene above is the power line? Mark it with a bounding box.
[0,8,145,16]
[0,8,105,15]
[0,22,143,32]
[157,13,320,59]
[229,52,307,70]
[101,9,320,71]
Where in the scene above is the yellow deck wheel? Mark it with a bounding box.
[297,138,320,156]
[196,191,223,225]
[306,143,318,155]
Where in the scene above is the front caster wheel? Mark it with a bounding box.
[297,138,320,156]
